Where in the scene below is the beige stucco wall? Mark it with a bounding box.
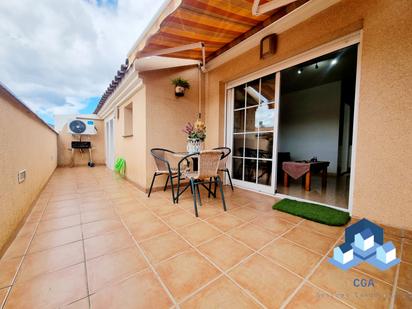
[0,91,57,253]
[204,0,412,229]
[114,86,147,189]
[143,66,202,190]
[57,118,105,167]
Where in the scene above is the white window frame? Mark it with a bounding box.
[225,31,363,214]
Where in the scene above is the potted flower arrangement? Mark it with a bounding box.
[183,119,206,153]
[171,77,190,97]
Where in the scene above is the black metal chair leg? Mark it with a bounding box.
[169,173,175,204]
[217,176,227,212]
[196,183,202,206]
[148,173,157,197]
[226,169,234,191]
[213,176,217,197]
[190,179,199,217]
[208,177,212,198]
[164,175,169,191]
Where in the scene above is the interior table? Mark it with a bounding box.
[283,161,330,191]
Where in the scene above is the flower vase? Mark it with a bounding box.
[187,139,203,154]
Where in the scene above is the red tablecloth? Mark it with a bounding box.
[282,162,310,179]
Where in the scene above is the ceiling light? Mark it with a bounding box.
[331,59,338,66]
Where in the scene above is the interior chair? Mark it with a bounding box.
[148,148,180,203]
[176,150,227,217]
[212,146,234,191]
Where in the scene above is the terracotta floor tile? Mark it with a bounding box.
[121,210,157,229]
[0,287,9,307]
[87,246,147,293]
[272,210,304,224]
[163,211,198,229]
[2,234,32,259]
[283,227,336,255]
[206,213,245,232]
[84,230,134,260]
[28,225,82,254]
[36,214,81,234]
[228,223,276,250]
[178,222,221,246]
[80,201,112,212]
[82,219,123,239]
[90,269,173,309]
[402,241,412,264]
[181,276,260,308]
[6,263,87,309]
[64,297,90,308]
[198,235,253,270]
[286,283,351,308]
[130,218,170,241]
[229,254,302,308]
[140,231,190,264]
[196,204,227,219]
[299,220,344,239]
[42,207,80,221]
[353,259,397,285]
[149,203,182,217]
[398,262,412,292]
[309,261,392,308]
[16,222,37,238]
[394,288,412,308]
[81,208,118,224]
[229,207,261,221]
[47,199,82,209]
[251,215,295,235]
[261,237,322,277]
[156,249,221,301]
[0,257,21,288]
[17,241,84,283]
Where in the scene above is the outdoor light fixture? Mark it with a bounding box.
[298,69,302,74]
[315,63,319,69]
[331,59,338,65]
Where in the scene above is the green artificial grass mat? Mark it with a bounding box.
[273,199,350,226]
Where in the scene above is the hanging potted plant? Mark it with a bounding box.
[182,119,206,153]
[172,77,190,97]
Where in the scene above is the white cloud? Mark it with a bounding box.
[0,0,165,121]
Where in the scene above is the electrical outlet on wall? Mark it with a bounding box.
[18,170,26,183]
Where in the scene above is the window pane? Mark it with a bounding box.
[261,73,276,103]
[233,110,244,133]
[244,133,258,158]
[234,85,245,109]
[246,79,260,107]
[233,134,244,157]
[244,159,257,183]
[258,132,273,158]
[245,106,258,132]
[232,158,243,180]
[256,103,275,131]
[257,160,272,185]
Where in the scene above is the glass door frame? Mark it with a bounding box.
[225,72,280,194]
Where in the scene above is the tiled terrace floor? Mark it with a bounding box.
[0,167,411,308]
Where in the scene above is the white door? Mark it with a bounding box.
[105,117,115,169]
[226,72,280,194]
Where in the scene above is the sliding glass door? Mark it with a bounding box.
[226,72,280,193]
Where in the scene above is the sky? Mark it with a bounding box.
[0,0,165,124]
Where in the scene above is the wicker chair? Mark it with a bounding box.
[212,146,234,191]
[148,148,180,203]
[176,150,227,217]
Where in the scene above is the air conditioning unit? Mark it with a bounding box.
[67,119,97,135]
